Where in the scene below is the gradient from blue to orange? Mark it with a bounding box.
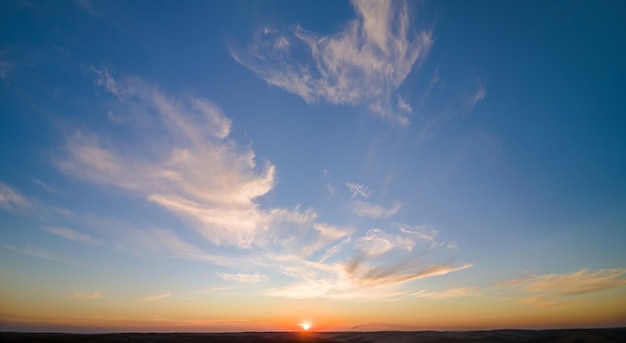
[1,0,625,332]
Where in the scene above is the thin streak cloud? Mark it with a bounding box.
[353,200,401,218]
[0,182,31,211]
[142,292,171,302]
[45,227,99,244]
[217,273,269,284]
[498,268,626,307]
[2,243,76,265]
[51,69,471,304]
[411,287,481,299]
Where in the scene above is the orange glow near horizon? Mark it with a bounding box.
[298,321,312,331]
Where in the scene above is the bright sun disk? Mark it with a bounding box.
[298,321,311,331]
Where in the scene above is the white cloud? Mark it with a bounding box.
[268,262,473,299]
[89,65,119,96]
[411,287,481,299]
[355,228,413,256]
[511,268,626,296]
[499,268,626,307]
[231,0,432,125]
[353,200,401,218]
[58,69,273,248]
[346,182,372,198]
[217,272,269,284]
[301,223,355,256]
[318,238,351,263]
[398,224,438,247]
[398,96,412,113]
[142,292,171,301]
[274,36,289,50]
[0,182,31,211]
[466,81,486,110]
[45,227,98,244]
[52,68,471,302]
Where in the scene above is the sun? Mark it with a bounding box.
[298,321,312,331]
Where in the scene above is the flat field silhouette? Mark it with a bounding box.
[2,328,626,342]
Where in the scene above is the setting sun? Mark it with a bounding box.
[298,321,312,331]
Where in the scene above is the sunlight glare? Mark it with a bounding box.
[298,321,312,331]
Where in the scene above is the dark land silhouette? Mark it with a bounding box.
[2,328,626,342]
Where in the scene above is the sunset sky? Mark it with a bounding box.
[1,0,625,332]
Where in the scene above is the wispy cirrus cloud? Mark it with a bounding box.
[73,291,101,300]
[59,68,275,248]
[32,179,57,193]
[0,182,31,212]
[355,228,413,256]
[465,81,487,111]
[498,268,626,307]
[346,182,372,199]
[398,224,438,248]
[53,68,470,302]
[2,243,77,265]
[411,287,481,299]
[142,292,171,302]
[418,81,487,141]
[217,273,269,284]
[267,261,473,300]
[353,200,401,218]
[150,228,228,265]
[262,224,471,300]
[231,0,432,125]
[45,227,99,244]
[398,96,412,113]
[301,223,355,257]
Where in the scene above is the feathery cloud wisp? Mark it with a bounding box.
[231,0,432,125]
[45,227,98,244]
[466,81,487,111]
[142,292,171,302]
[217,273,269,284]
[59,68,274,248]
[519,268,626,296]
[353,200,401,218]
[346,182,373,199]
[2,243,77,265]
[499,268,626,307]
[53,68,471,302]
[0,182,31,211]
[355,228,413,256]
[411,287,481,299]
[398,224,438,248]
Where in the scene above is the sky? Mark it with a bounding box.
[1,0,625,333]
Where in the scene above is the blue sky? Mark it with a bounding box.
[1,0,625,332]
